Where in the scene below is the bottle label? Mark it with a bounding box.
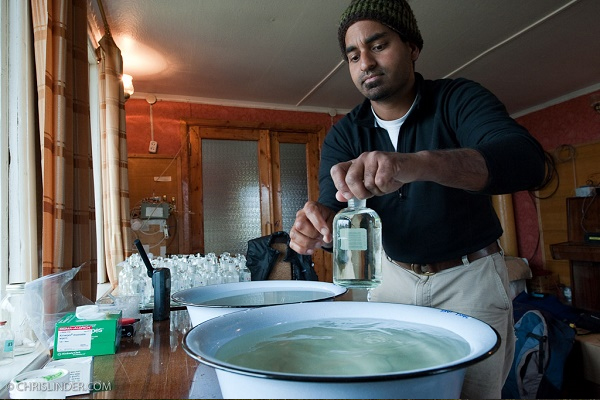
[56,326,92,352]
[240,272,251,282]
[3,339,14,353]
[339,228,368,251]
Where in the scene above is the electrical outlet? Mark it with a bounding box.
[149,140,158,153]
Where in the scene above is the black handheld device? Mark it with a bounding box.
[134,239,154,278]
[133,239,171,320]
[152,267,171,321]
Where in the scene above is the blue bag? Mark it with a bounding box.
[502,309,575,399]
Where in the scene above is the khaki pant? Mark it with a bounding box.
[369,249,515,399]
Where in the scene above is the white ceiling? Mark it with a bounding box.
[89,0,600,117]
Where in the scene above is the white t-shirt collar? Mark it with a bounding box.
[372,96,418,150]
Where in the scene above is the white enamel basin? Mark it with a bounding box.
[183,301,500,399]
[172,280,348,326]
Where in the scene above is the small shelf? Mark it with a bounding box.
[551,241,600,263]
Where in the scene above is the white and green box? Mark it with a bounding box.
[53,311,121,359]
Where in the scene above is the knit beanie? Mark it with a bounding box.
[338,0,423,57]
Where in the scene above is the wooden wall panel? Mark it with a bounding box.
[128,155,182,256]
[493,194,518,256]
[537,140,600,286]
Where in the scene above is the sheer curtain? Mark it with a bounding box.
[96,34,132,287]
[31,0,97,299]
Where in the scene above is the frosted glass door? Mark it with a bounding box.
[279,143,308,233]
[202,139,261,255]
[188,125,320,257]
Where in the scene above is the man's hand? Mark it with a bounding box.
[330,149,488,201]
[289,201,336,255]
[331,151,414,201]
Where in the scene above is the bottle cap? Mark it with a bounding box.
[348,197,366,208]
[6,283,26,291]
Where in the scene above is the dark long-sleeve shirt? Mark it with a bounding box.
[318,73,546,263]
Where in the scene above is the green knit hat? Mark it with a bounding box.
[338,0,423,57]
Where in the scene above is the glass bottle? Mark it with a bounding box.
[206,263,221,285]
[118,261,133,296]
[333,197,382,288]
[0,320,15,365]
[238,256,252,282]
[0,283,37,353]
[223,261,239,283]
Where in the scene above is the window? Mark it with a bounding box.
[0,0,9,297]
[0,0,39,296]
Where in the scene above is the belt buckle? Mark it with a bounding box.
[410,263,436,276]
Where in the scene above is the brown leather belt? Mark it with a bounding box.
[387,242,501,276]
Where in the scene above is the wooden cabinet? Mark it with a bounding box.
[550,197,600,312]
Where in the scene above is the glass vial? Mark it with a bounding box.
[238,257,252,282]
[1,283,38,354]
[333,197,382,288]
[0,320,15,365]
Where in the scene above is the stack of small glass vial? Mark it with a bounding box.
[117,252,252,305]
[1,283,38,365]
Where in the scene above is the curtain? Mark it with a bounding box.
[31,0,97,300]
[96,34,132,287]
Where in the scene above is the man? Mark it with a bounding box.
[289,0,547,398]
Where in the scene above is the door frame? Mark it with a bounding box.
[178,118,331,280]
[270,131,321,233]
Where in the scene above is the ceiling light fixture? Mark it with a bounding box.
[122,73,134,99]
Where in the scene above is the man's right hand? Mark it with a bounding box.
[289,201,336,255]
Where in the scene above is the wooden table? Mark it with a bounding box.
[73,310,222,399]
[71,289,363,399]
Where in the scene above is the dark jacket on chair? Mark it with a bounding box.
[246,231,318,281]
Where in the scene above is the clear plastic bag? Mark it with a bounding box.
[23,263,94,349]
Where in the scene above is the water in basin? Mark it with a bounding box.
[215,318,471,376]
[200,289,336,306]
